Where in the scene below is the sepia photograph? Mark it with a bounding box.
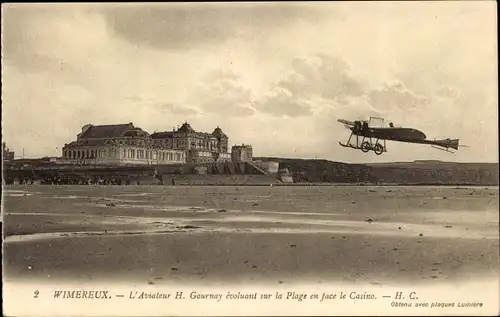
[1,1,498,316]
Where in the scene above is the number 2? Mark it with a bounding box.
[34,290,39,298]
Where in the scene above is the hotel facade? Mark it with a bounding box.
[60,122,234,166]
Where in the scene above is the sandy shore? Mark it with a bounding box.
[2,185,499,287]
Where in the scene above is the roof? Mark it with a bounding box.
[79,123,135,139]
[177,122,196,134]
[151,131,174,139]
[212,126,227,138]
[124,128,149,138]
[64,139,108,148]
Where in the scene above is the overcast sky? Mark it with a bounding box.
[2,2,498,163]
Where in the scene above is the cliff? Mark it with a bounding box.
[255,157,499,185]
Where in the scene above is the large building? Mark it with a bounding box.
[60,122,233,166]
[61,123,186,166]
[151,122,231,164]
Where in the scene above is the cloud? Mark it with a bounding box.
[1,5,124,94]
[277,54,365,101]
[124,95,145,102]
[248,54,365,118]
[436,86,462,100]
[154,102,198,116]
[123,95,199,116]
[191,70,255,117]
[368,80,430,114]
[182,54,365,119]
[251,87,313,117]
[101,3,326,51]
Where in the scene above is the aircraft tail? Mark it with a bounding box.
[435,138,460,150]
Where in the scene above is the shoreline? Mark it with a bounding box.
[3,183,500,187]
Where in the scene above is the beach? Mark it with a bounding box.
[3,184,498,287]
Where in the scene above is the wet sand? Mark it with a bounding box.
[2,185,499,286]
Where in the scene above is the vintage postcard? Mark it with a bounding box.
[1,1,498,316]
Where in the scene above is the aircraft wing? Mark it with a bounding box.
[337,119,355,126]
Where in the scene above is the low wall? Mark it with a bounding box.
[162,174,280,185]
[2,161,272,185]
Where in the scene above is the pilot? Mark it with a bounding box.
[389,122,394,128]
[362,121,369,134]
[354,120,362,132]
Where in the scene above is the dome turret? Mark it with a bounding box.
[178,122,195,133]
[212,126,227,138]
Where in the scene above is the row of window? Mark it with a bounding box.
[122,148,183,161]
[63,147,184,162]
[154,139,223,151]
[64,149,117,159]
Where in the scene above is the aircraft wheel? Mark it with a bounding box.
[361,142,371,153]
[373,143,384,155]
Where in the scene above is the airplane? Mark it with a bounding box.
[337,116,464,155]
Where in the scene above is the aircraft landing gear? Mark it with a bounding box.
[373,143,384,155]
[361,141,371,153]
[339,133,386,155]
[361,139,385,155]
